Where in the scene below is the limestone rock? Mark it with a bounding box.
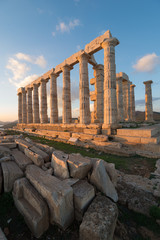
[35,143,54,157]
[90,159,118,202]
[0,165,2,194]
[103,161,118,187]
[72,180,95,221]
[15,139,32,152]
[12,149,32,170]
[0,228,7,240]
[68,153,92,179]
[13,178,49,238]
[63,178,79,186]
[1,161,24,192]
[26,165,74,229]
[0,142,17,149]
[68,137,79,143]
[30,146,50,162]
[0,146,11,158]
[0,156,12,163]
[154,159,160,175]
[93,135,108,142]
[51,150,69,179]
[79,195,118,240]
[24,148,44,167]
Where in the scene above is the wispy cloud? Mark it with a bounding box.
[52,19,80,36]
[136,97,160,106]
[37,8,44,14]
[16,53,47,68]
[133,53,160,72]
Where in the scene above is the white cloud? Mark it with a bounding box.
[35,55,47,68]
[15,52,47,68]
[133,53,160,72]
[6,58,30,80]
[16,53,32,62]
[54,19,80,35]
[76,45,81,51]
[9,74,38,88]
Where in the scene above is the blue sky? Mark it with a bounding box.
[0,0,160,121]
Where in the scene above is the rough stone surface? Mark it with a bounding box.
[0,143,17,149]
[79,195,118,240]
[63,178,79,186]
[1,161,24,192]
[0,165,3,194]
[0,228,7,240]
[12,149,32,170]
[26,165,74,229]
[51,150,69,179]
[13,178,49,238]
[68,137,79,143]
[0,156,12,163]
[15,139,32,153]
[72,180,95,221]
[90,159,118,202]
[68,153,92,179]
[24,148,44,166]
[154,159,160,175]
[0,146,11,158]
[30,146,50,162]
[35,143,54,157]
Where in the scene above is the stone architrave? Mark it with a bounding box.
[33,83,40,123]
[61,64,72,124]
[77,52,91,125]
[40,78,48,123]
[22,88,27,123]
[17,91,22,124]
[101,31,119,134]
[143,80,154,122]
[130,84,136,121]
[116,76,124,122]
[26,87,33,123]
[50,72,59,123]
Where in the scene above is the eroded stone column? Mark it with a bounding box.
[61,65,72,124]
[130,84,136,121]
[77,52,91,125]
[40,78,48,124]
[17,91,22,124]
[26,87,33,123]
[50,72,59,124]
[143,80,153,122]
[123,80,131,121]
[116,77,124,122]
[101,33,119,133]
[22,88,27,124]
[33,83,40,123]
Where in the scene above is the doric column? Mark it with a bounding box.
[17,91,22,123]
[33,83,40,123]
[101,32,119,133]
[143,80,153,122]
[116,77,124,122]
[77,52,91,124]
[123,80,131,121]
[22,88,27,123]
[50,72,59,124]
[40,78,48,123]
[130,84,136,121]
[61,64,72,124]
[26,87,33,123]
[93,64,104,123]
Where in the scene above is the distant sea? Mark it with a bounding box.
[0,125,4,130]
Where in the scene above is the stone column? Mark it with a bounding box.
[22,88,27,124]
[61,64,72,124]
[77,52,91,125]
[143,80,153,122]
[50,72,59,124]
[101,33,119,133]
[130,84,136,121]
[17,92,22,124]
[116,77,124,122]
[26,87,33,123]
[40,78,48,124]
[123,80,131,121]
[33,83,40,123]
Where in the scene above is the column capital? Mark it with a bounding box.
[143,80,153,85]
[101,37,119,49]
[39,78,47,84]
[61,64,73,72]
[116,72,129,81]
[25,86,33,91]
[77,51,91,62]
[50,72,59,79]
[93,64,104,71]
[17,87,23,95]
[33,82,40,87]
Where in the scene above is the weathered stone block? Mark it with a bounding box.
[35,143,54,157]
[0,146,11,158]
[68,137,79,144]
[24,148,44,166]
[79,195,118,240]
[13,178,49,238]
[12,149,32,170]
[0,143,17,149]
[93,135,108,142]
[1,161,24,192]
[30,146,50,162]
[63,178,79,186]
[68,153,92,179]
[51,150,69,179]
[90,159,118,202]
[26,165,74,229]
[15,139,32,152]
[0,165,2,194]
[0,228,7,240]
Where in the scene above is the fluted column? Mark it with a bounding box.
[17,92,22,123]
[123,80,131,121]
[143,80,153,122]
[101,33,119,133]
[61,65,72,124]
[50,72,59,123]
[33,83,40,123]
[130,84,136,121]
[40,78,48,123]
[22,88,27,123]
[26,87,33,123]
[116,77,124,122]
[77,52,91,124]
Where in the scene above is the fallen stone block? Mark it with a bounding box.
[1,161,24,192]
[68,153,92,179]
[34,143,54,157]
[90,159,118,202]
[15,139,32,153]
[24,148,44,167]
[68,137,79,144]
[0,165,3,194]
[0,146,11,158]
[93,135,108,142]
[103,161,118,187]
[58,131,71,140]
[12,149,32,170]
[72,180,95,221]
[0,142,17,149]
[0,227,7,240]
[30,146,50,162]
[13,178,49,238]
[26,165,74,229]
[79,195,118,240]
[51,150,69,179]
[63,178,79,186]
[0,156,13,163]
[155,159,160,175]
